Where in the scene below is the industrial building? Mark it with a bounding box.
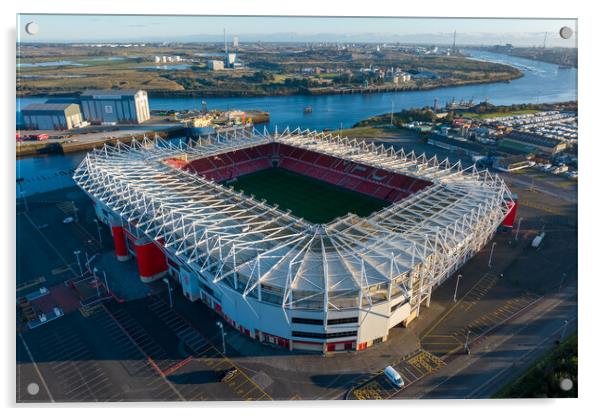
[80,89,150,125]
[208,60,225,71]
[74,128,517,353]
[21,102,84,130]
[493,155,533,172]
[226,53,237,67]
[427,135,486,158]
[501,130,567,155]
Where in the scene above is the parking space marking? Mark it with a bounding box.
[352,380,385,400]
[26,325,121,401]
[521,200,564,215]
[17,333,54,402]
[421,272,498,339]
[145,296,272,401]
[100,304,186,401]
[17,276,46,293]
[423,291,543,358]
[22,212,79,279]
[351,348,446,400]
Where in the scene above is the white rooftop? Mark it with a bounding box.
[74,127,512,311]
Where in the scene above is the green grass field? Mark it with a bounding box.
[460,109,538,120]
[229,168,389,223]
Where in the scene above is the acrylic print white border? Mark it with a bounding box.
[3,1,597,416]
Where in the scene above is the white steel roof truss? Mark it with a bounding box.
[74,130,513,312]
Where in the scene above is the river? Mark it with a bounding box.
[16,50,577,196]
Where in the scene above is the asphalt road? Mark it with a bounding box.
[347,154,578,400]
[16,159,577,402]
[395,285,577,399]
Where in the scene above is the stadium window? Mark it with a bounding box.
[199,282,214,297]
[373,337,383,345]
[327,317,358,325]
[292,317,324,326]
[292,331,357,339]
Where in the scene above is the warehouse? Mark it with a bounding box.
[493,155,534,172]
[427,135,486,158]
[501,130,567,155]
[21,102,84,130]
[80,89,150,124]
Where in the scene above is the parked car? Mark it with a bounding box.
[384,366,404,388]
[220,368,238,383]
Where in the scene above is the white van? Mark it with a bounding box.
[384,366,404,388]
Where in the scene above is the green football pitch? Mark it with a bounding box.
[228,168,390,224]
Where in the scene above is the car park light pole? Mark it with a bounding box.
[17,180,28,213]
[71,201,79,222]
[102,270,110,294]
[73,250,83,276]
[162,278,173,308]
[559,272,567,292]
[93,219,102,245]
[560,320,569,341]
[453,274,462,303]
[514,217,523,241]
[92,267,100,297]
[216,321,226,355]
[488,242,497,268]
[20,190,29,213]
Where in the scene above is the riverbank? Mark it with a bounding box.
[354,101,578,128]
[473,46,578,69]
[17,72,523,100]
[16,127,183,158]
[17,50,577,134]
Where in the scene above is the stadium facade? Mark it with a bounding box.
[74,128,518,353]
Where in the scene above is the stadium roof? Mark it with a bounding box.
[74,127,512,311]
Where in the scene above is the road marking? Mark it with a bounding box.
[101,304,186,401]
[162,356,193,377]
[23,212,78,278]
[351,348,446,400]
[51,265,71,275]
[421,272,497,339]
[148,295,272,400]
[520,200,564,215]
[17,276,46,293]
[18,333,54,402]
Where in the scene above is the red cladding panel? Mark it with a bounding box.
[134,242,168,279]
[503,200,518,227]
[111,226,128,257]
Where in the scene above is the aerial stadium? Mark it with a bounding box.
[73,127,518,353]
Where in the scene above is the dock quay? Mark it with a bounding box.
[17,124,186,157]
